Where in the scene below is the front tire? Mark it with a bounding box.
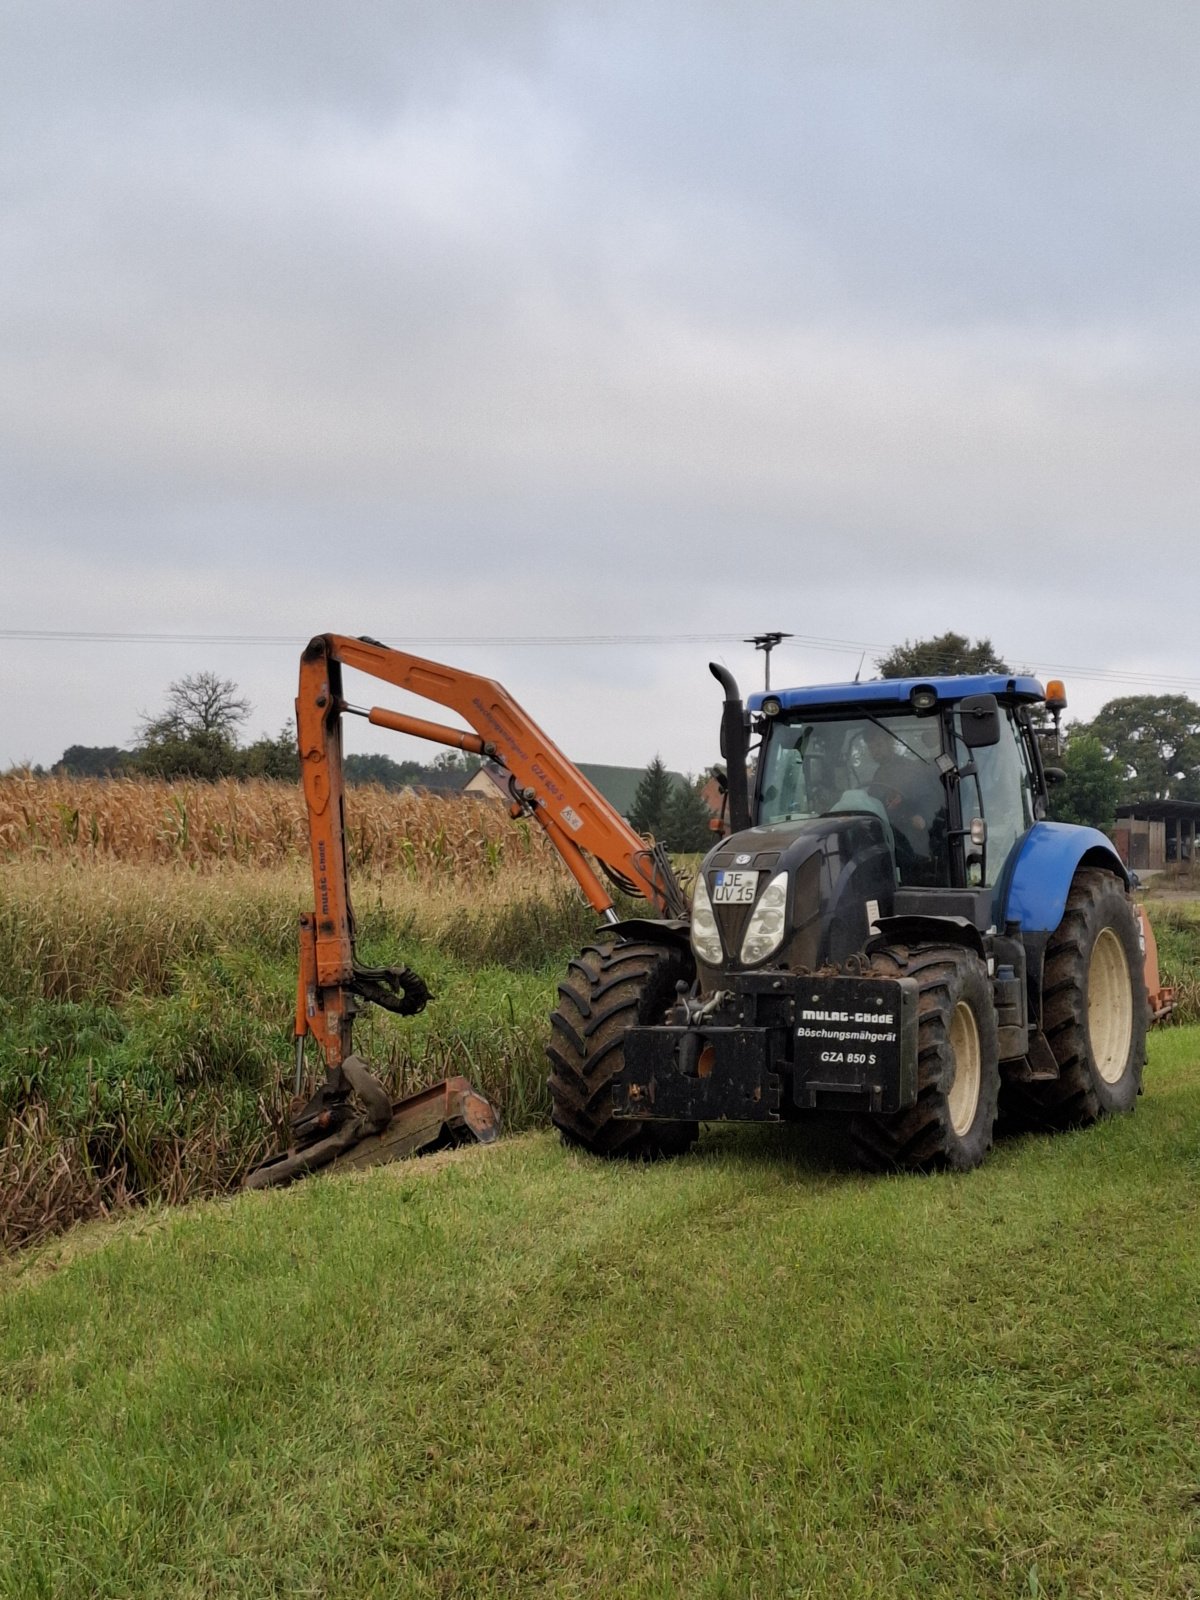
[546,939,699,1159]
[850,945,1000,1173]
[1019,869,1147,1127]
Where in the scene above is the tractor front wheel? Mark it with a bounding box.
[850,944,1000,1173]
[547,939,698,1159]
[1016,869,1147,1127]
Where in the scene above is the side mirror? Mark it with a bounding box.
[1043,766,1066,785]
[958,694,1001,749]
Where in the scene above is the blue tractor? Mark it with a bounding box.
[548,670,1148,1171]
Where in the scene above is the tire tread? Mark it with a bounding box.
[547,939,698,1159]
[850,943,1000,1173]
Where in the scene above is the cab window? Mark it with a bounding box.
[758,713,950,887]
[954,706,1033,885]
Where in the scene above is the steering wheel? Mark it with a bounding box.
[846,732,874,785]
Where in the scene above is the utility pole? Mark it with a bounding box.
[746,632,792,692]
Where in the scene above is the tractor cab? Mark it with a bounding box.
[748,676,1051,895]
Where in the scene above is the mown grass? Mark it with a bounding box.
[2,1028,1198,1598]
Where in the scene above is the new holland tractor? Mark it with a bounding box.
[248,637,1159,1187]
[548,668,1152,1172]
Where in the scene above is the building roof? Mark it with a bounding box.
[1115,799,1200,821]
[748,675,1046,714]
[412,768,472,795]
[577,763,688,816]
[463,760,693,817]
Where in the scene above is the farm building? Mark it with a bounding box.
[1113,800,1200,871]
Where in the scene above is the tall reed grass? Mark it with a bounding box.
[1150,901,1200,1026]
[1,775,600,1250]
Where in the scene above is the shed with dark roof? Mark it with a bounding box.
[1114,800,1200,871]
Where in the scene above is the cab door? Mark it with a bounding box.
[953,704,1034,887]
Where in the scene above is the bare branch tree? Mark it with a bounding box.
[138,672,252,746]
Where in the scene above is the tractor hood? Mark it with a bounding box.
[695,813,896,986]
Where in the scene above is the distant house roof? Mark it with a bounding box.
[413,768,472,795]
[461,760,696,818]
[462,766,506,800]
[1115,800,1200,821]
[699,774,724,819]
[577,763,688,817]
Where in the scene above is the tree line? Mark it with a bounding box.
[48,672,480,788]
[39,641,1200,844]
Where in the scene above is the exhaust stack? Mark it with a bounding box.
[709,663,752,834]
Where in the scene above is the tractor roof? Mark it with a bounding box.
[747,674,1046,714]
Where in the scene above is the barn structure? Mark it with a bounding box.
[1113,800,1200,872]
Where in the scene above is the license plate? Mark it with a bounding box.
[711,869,758,904]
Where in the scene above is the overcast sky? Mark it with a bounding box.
[4,2,1199,774]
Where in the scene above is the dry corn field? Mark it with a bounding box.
[0,772,561,875]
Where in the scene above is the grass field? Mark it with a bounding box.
[2,775,1200,1249]
[2,1026,1197,1598]
[3,779,1198,1591]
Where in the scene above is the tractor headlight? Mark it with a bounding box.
[740,871,789,964]
[690,873,724,966]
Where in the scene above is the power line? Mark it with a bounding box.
[0,628,756,647]
[3,626,1199,695]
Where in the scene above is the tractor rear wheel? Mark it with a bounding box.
[850,944,1000,1173]
[1012,869,1147,1128]
[547,939,698,1159]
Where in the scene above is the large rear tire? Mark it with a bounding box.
[547,939,699,1159]
[850,944,1000,1173]
[1013,869,1147,1128]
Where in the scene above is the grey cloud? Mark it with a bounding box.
[3,2,1198,768]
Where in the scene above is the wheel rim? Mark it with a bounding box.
[1088,927,1133,1084]
[946,1000,982,1137]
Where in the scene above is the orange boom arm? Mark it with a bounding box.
[295,633,687,1072]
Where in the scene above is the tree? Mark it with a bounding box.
[1048,733,1122,834]
[135,671,252,780]
[341,751,483,790]
[876,632,1011,679]
[343,753,428,789]
[237,725,300,781]
[135,727,238,780]
[1076,695,1200,803]
[629,756,675,838]
[52,744,134,777]
[663,775,716,853]
[138,672,251,744]
[433,750,482,775]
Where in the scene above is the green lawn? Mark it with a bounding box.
[3,1030,1199,1598]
